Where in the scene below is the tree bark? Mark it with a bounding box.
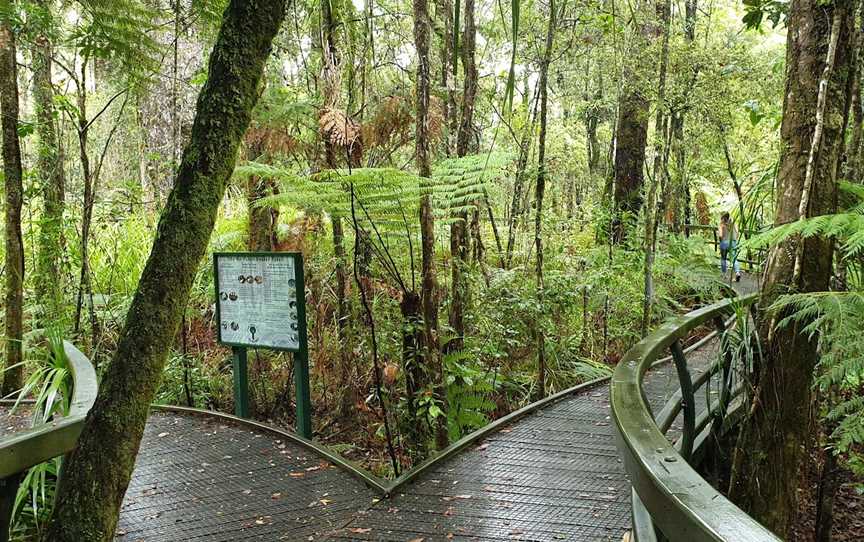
[46,2,285,539]
[641,0,670,337]
[534,0,557,399]
[612,14,653,242]
[414,0,448,449]
[729,0,856,536]
[0,1,24,396]
[32,0,67,329]
[447,0,476,353]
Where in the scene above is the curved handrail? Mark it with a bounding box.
[0,341,98,479]
[610,294,780,541]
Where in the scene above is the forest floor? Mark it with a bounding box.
[0,404,34,437]
[791,445,864,541]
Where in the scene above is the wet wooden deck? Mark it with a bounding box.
[116,278,756,541]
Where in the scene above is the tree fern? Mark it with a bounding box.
[444,350,498,441]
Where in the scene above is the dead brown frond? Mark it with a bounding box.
[319,107,361,148]
[245,126,301,158]
[695,191,711,225]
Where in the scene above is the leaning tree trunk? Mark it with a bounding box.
[45,2,285,540]
[32,0,67,329]
[0,2,24,396]
[728,0,856,536]
[414,0,448,449]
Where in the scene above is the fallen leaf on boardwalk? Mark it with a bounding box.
[306,465,321,472]
[408,538,424,542]
[271,492,282,500]
[444,506,455,516]
[319,499,332,505]
[349,528,371,534]
[500,428,512,433]
[242,489,252,495]
[289,472,305,478]
[157,432,169,438]
[475,443,489,451]
[447,534,454,540]
[482,486,495,492]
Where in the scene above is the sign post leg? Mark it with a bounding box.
[232,346,249,418]
[294,350,312,438]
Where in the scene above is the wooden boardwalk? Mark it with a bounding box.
[113,348,714,542]
[116,278,756,541]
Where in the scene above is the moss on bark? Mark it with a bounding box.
[729,0,856,536]
[1,2,25,396]
[44,2,286,540]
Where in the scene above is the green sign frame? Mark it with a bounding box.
[213,252,311,438]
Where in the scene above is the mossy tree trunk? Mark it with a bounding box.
[612,13,654,243]
[414,0,448,449]
[32,0,67,329]
[0,0,24,396]
[728,0,855,536]
[45,2,286,540]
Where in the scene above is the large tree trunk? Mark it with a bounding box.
[612,17,653,242]
[641,0,670,337]
[668,0,696,231]
[0,2,24,396]
[32,0,67,329]
[414,0,448,449]
[534,0,557,399]
[728,0,856,536]
[45,2,285,539]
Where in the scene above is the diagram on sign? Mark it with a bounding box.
[215,254,301,350]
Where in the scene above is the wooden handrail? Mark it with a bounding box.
[610,294,779,541]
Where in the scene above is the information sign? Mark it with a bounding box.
[213,252,311,437]
[214,253,302,351]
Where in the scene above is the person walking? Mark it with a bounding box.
[718,212,741,282]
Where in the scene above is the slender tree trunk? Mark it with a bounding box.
[505,96,537,267]
[447,0,476,353]
[72,60,101,354]
[319,0,355,415]
[246,175,278,251]
[534,0,557,399]
[414,0,448,449]
[729,1,856,536]
[642,0,670,337]
[0,3,24,395]
[32,0,67,330]
[46,3,285,539]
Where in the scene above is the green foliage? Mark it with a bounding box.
[432,152,512,220]
[444,350,498,441]
[741,0,789,30]
[71,1,160,79]
[9,333,74,538]
[756,182,864,483]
